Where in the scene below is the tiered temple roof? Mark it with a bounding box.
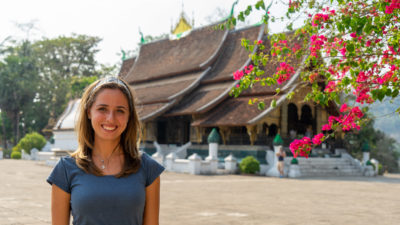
[119,23,318,128]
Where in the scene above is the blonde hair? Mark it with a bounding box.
[71,77,141,177]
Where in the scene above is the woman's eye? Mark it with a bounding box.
[117,110,125,114]
[98,108,106,112]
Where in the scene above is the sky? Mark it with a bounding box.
[1,0,286,66]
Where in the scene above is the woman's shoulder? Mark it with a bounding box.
[58,155,78,169]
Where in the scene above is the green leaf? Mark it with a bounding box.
[346,43,355,53]
[258,101,266,110]
[378,90,385,102]
[270,99,276,108]
[392,89,399,98]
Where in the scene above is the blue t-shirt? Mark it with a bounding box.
[47,152,164,225]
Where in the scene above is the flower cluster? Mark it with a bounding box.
[322,104,364,132]
[289,137,312,158]
[276,62,295,84]
[311,9,335,27]
[385,0,400,14]
[309,35,327,58]
[233,65,254,80]
[312,133,324,145]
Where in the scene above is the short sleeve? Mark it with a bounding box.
[142,153,165,187]
[47,157,71,193]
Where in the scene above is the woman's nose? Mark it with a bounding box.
[106,111,115,122]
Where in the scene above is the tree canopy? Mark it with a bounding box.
[225,0,400,158]
[0,34,112,146]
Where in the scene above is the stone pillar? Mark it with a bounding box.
[362,152,370,164]
[207,143,218,161]
[267,134,284,177]
[0,150,3,159]
[280,104,288,137]
[165,152,177,171]
[362,141,370,165]
[188,153,202,175]
[207,128,220,160]
[288,158,301,178]
[30,148,39,161]
[224,154,237,174]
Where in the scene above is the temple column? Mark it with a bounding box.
[280,104,288,137]
[246,125,257,145]
[219,126,231,145]
[194,127,204,143]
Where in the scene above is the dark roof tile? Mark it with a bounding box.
[125,25,227,83]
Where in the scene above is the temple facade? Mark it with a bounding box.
[119,20,340,152]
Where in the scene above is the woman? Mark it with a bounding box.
[276,147,286,178]
[47,77,164,225]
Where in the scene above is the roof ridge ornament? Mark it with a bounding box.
[139,28,145,45]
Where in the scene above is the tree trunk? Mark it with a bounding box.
[15,112,20,145]
[0,112,7,150]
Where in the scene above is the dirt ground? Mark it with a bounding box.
[0,159,399,225]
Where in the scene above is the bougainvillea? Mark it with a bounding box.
[227,0,400,158]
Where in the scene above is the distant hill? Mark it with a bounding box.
[369,98,400,141]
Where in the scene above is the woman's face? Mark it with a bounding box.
[88,88,130,143]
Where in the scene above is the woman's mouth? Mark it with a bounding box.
[102,125,117,131]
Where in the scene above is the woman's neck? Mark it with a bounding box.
[93,139,121,158]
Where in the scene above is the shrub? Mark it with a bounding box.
[239,156,260,174]
[11,151,21,159]
[378,164,384,175]
[18,132,46,154]
[12,144,22,153]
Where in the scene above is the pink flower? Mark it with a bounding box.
[312,133,324,145]
[322,124,332,131]
[233,70,244,80]
[350,32,357,38]
[257,40,263,45]
[276,63,295,84]
[340,103,349,113]
[366,41,371,47]
[290,137,312,158]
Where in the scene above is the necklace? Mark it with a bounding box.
[95,144,119,170]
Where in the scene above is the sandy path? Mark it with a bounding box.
[0,160,399,225]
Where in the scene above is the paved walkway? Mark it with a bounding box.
[0,159,399,225]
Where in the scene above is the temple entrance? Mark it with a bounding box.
[287,103,299,138]
[299,105,313,135]
[157,120,167,144]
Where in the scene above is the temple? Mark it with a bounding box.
[119,18,340,156]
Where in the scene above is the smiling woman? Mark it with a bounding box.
[46,77,164,225]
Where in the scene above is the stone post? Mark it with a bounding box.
[207,128,220,161]
[288,158,301,178]
[188,153,202,175]
[361,141,370,165]
[165,152,177,172]
[0,149,3,159]
[266,134,283,177]
[224,154,237,174]
[30,148,39,161]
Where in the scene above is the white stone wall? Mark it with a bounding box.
[53,131,78,151]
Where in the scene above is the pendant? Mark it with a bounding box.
[101,160,105,170]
